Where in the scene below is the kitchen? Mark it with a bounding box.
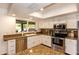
[0,3,79,55]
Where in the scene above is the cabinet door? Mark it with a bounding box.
[42,35,51,47]
[8,39,16,55]
[41,35,45,44]
[46,36,51,47]
[27,36,41,49]
[45,36,51,47]
[16,38,27,53]
[67,20,77,29]
[48,22,53,28]
[27,37,35,49]
[27,35,52,49]
[39,22,44,28]
[23,38,27,50]
[33,35,43,44]
[65,39,77,55]
[31,36,37,47]
[39,22,53,28]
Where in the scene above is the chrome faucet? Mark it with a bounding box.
[22,32,24,36]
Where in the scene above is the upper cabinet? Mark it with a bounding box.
[39,22,54,28]
[38,21,66,29]
[38,20,78,29]
[28,22,36,32]
[66,20,77,29]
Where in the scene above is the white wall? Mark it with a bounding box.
[0,8,16,55]
[0,8,8,16]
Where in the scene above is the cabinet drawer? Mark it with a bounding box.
[8,50,16,55]
[8,39,16,55]
[8,46,16,50]
[65,45,77,55]
[8,40,16,44]
[8,43,15,47]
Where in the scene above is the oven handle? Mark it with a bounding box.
[51,37,65,40]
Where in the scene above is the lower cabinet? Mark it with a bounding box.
[8,35,52,54]
[8,39,16,55]
[27,36,41,49]
[16,37,27,53]
[65,39,77,55]
[8,38,27,54]
[42,35,51,47]
[27,35,51,49]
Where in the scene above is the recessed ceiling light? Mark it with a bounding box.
[30,17,33,19]
[40,8,44,11]
[12,14,16,17]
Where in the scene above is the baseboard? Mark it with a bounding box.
[65,53,70,55]
[41,44,51,48]
[77,53,79,55]
[2,53,7,55]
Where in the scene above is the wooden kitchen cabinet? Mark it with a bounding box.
[16,37,27,53]
[65,38,77,55]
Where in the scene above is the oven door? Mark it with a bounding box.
[54,32,67,38]
[52,37,64,46]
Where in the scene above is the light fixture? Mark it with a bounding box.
[30,17,33,20]
[12,14,16,17]
[40,8,44,11]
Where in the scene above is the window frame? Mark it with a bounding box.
[16,20,36,32]
[16,20,27,32]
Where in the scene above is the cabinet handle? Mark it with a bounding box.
[10,46,14,47]
[10,50,14,51]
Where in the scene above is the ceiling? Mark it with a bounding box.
[0,3,51,19]
[0,3,78,19]
[8,3,51,18]
[0,3,10,9]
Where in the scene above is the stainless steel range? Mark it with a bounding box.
[52,24,67,52]
[52,37,64,46]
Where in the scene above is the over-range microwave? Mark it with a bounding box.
[54,24,66,29]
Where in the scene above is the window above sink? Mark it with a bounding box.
[16,20,36,32]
